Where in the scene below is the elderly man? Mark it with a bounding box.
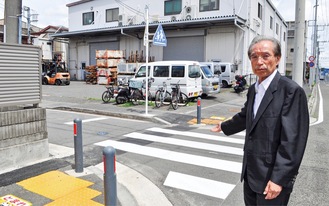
[212,35,309,206]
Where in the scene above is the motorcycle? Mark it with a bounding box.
[234,74,247,93]
[115,78,154,104]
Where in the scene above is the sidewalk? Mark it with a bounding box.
[0,82,318,206]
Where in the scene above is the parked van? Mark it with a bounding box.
[200,64,220,96]
[131,61,203,99]
[200,62,238,88]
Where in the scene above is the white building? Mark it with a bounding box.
[53,0,287,80]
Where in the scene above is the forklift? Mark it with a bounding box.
[42,53,70,85]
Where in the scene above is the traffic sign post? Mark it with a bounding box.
[143,6,167,116]
[309,56,315,62]
[153,24,167,47]
[309,61,315,67]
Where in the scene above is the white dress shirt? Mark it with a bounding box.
[253,70,277,118]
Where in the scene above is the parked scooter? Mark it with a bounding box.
[115,78,154,104]
[234,74,247,93]
[115,79,130,104]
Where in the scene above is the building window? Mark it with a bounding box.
[200,0,219,12]
[106,8,119,22]
[270,16,273,30]
[283,32,286,41]
[288,30,295,37]
[83,12,94,25]
[276,23,279,35]
[164,0,182,15]
[258,3,262,20]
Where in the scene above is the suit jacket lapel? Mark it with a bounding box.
[249,72,281,133]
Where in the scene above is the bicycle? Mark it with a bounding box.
[170,81,189,110]
[129,78,154,105]
[154,81,171,108]
[102,82,115,103]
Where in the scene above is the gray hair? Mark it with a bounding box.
[247,35,282,59]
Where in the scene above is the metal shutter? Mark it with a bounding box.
[0,43,41,107]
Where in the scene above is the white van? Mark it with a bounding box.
[200,62,238,88]
[131,61,203,99]
[200,64,220,96]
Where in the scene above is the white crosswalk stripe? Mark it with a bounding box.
[95,139,242,173]
[124,132,243,156]
[164,171,236,199]
[95,127,244,200]
[147,127,245,144]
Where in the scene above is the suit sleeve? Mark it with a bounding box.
[221,89,250,135]
[271,85,309,187]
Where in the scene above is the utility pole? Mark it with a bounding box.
[4,0,22,44]
[144,5,149,116]
[23,6,31,44]
[292,0,306,87]
[311,0,319,85]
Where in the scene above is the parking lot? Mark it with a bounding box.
[41,81,247,125]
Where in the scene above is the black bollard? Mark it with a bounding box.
[103,146,117,206]
[74,118,83,173]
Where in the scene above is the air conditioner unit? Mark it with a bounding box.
[184,5,196,20]
[186,6,192,13]
[118,14,124,26]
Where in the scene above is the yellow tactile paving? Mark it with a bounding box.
[45,188,102,206]
[17,171,102,205]
[188,116,228,125]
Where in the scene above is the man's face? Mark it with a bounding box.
[249,40,281,82]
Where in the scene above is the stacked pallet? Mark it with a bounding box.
[126,50,155,63]
[85,65,97,84]
[96,50,125,85]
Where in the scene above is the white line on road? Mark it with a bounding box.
[124,132,243,156]
[95,140,242,173]
[64,117,110,125]
[310,84,323,126]
[164,171,236,199]
[147,127,245,144]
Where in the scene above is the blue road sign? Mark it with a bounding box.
[309,62,315,67]
[153,24,167,47]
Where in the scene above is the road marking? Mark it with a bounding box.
[164,171,236,199]
[147,127,245,144]
[95,140,242,173]
[124,132,243,156]
[64,117,110,125]
[310,84,323,126]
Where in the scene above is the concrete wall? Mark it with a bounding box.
[0,107,48,174]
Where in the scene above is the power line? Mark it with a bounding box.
[114,0,144,18]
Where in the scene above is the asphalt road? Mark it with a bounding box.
[1,81,326,206]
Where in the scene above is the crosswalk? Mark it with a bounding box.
[95,126,245,201]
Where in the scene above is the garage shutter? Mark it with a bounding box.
[89,41,119,65]
[163,36,204,61]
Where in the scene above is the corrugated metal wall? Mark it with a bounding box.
[0,43,42,107]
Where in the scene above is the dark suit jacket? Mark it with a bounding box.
[221,71,309,194]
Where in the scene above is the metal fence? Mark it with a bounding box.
[0,43,42,107]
